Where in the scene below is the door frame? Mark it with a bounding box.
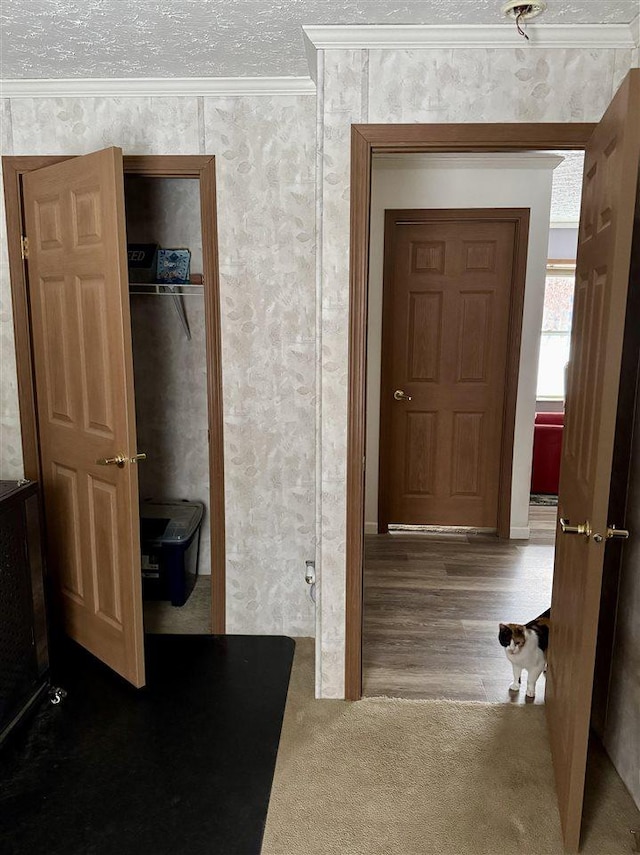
[377,206,530,536]
[346,123,596,700]
[2,154,226,634]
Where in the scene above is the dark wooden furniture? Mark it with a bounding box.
[0,479,49,741]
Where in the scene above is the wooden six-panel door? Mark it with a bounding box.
[547,70,640,852]
[378,210,527,532]
[23,147,145,687]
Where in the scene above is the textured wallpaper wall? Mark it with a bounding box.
[315,46,635,697]
[0,92,317,637]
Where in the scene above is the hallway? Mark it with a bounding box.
[363,505,556,701]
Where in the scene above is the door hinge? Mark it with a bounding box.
[21,236,29,260]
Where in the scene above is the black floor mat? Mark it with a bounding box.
[0,634,294,855]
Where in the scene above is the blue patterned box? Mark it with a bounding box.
[156,249,191,284]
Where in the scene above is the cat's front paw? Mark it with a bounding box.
[509,682,521,693]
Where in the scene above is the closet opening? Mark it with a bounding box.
[124,175,213,635]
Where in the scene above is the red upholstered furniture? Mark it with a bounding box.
[531,412,564,495]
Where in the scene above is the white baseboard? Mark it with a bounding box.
[509,526,531,540]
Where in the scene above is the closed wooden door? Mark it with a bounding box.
[23,147,145,687]
[378,210,527,532]
[546,70,640,853]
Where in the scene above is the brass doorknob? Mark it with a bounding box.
[606,525,629,540]
[96,454,127,468]
[559,518,591,539]
[130,453,147,464]
[393,390,412,401]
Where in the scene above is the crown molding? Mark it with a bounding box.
[302,21,640,80]
[303,22,638,79]
[0,77,316,99]
[302,22,637,50]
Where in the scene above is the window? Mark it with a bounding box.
[536,267,575,400]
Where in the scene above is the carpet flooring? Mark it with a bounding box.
[262,639,640,855]
[1,635,294,855]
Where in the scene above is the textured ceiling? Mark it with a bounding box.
[1,0,638,79]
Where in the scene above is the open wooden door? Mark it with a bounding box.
[546,70,640,851]
[23,147,145,687]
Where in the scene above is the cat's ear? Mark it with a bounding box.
[498,624,512,647]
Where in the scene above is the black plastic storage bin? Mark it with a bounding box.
[140,500,204,607]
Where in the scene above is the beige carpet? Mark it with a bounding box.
[262,639,639,855]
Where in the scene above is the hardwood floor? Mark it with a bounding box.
[363,505,557,702]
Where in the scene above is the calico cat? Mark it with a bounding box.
[498,609,550,701]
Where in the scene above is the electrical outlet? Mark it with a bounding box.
[305,560,315,585]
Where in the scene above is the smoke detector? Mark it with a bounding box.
[502,1,547,22]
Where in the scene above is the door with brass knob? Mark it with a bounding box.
[96,452,146,468]
[606,524,629,540]
[545,71,640,853]
[96,454,128,468]
[23,146,145,689]
[378,210,521,535]
[559,518,591,538]
[559,518,630,542]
